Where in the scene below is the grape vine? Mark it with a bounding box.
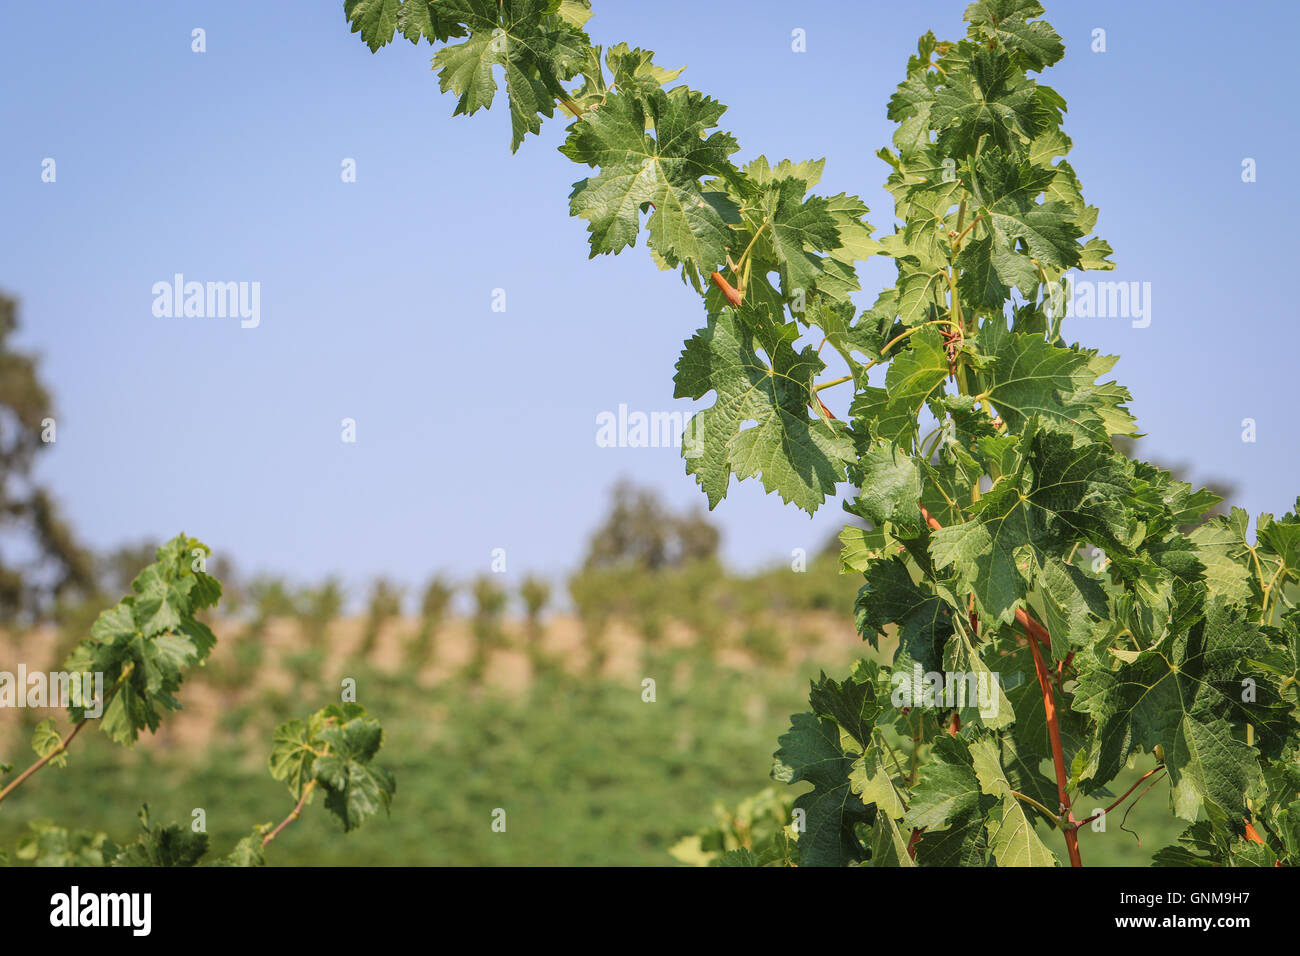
[0,535,395,866]
[346,0,1300,866]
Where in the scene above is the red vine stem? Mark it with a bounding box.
[262,780,318,849]
[1028,635,1082,866]
[1075,766,1165,828]
[0,717,90,804]
[918,503,1081,866]
[906,827,924,861]
[0,663,133,805]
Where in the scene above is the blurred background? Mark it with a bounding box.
[1,0,1297,864]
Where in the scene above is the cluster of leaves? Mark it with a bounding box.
[57,533,221,745]
[346,0,876,513]
[1,537,396,866]
[345,0,594,150]
[348,0,1300,865]
[269,703,397,834]
[774,1,1299,867]
[669,786,798,867]
[6,807,266,868]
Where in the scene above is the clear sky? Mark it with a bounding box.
[2,1,1297,602]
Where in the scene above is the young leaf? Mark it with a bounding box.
[111,805,209,867]
[31,719,68,769]
[314,716,397,832]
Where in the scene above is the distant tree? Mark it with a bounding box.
[466,575,507,681]
[520,575,550,628]
[582,478,719,572]
[422,576,456,620]
[407,575,455,668]
[519,575,551,671]
[296,577,345,648]
[360,578,404,658]
[567,570,612,675]
[0,293,95,621]
[249,576,296,621]
[211,574,295,685]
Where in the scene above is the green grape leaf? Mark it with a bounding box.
[848,442,924,536]
[964,0,1064,72]
[730,159,846,300]
[1151,821,1224,867]
[804,296,868,370]
[1258,507,1300,595]
[215,826,271,867]
[712,847,760,867]
[401,1,470,44]
[1072,603,1293,824]
[1034,557,1109,658]
[31,719,68,769]
[823,193,882,286]
[268,718,320,800]
[976,319,1133,443]
[1256,612,1299,708]
[905,734,984,830]
[344,0,467,50]
[931,50,1049,158]
[61,534,222,744]
[956,232,1038,311]
[912,812,989,866]
[808,666,883,750]
[603,41,684,96]
[944,626,1016,730]
[894,263,946,327]
[130,565,186,638]
[674,310,855,514]
[1078,237,1115,270]
[772,712,870,866]
[855,555,954,671]
[15,820,117,867]
[1189,507,1256,611]
[851,747,907,820]
[344,0,402,51]
[930,421,1132,624]
[850,327,950,450]
[433,0,590,152]
[314,717,397,832]
[561,86,740,277]
[838,523,887,574]
[111,805,209,867]
[969,736,1060,866]
[864,813,916,866]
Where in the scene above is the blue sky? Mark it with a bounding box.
[1,1,1297,603]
